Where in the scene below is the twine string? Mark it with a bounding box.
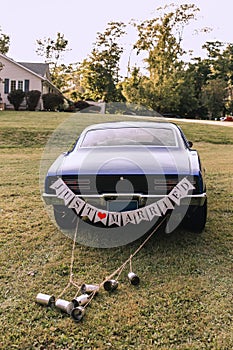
[56,218,80,300]
[129,255,133,273]
[57,215,167,305]
[83,290,98,309]
[98,215,167,288]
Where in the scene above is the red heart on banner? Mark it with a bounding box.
[97,212,107,220]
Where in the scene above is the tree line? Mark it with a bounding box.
[1,3,233,118]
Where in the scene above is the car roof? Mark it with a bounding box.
[82,121,178,132]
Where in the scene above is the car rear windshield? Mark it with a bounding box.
[80,127,178,147]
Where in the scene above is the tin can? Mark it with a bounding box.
[128,272,140,285]
[103,279,118,292]
[71,306,85,322]
[55,298,74,315]
[81,284,99,294]
[36,293,55,306]
[72,294,89,307]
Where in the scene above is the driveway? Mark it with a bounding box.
[127,115,233,127]
[168,118,233,127]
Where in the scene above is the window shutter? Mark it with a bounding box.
[4,79,9,94]
[24,79,30,92]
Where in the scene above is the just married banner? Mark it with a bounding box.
[50,177,195,227]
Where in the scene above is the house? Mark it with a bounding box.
[0,53,61,110]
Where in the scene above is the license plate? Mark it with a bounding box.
[107,200,138,212]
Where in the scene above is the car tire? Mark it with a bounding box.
[53,205,77,230]
[183,199,207,233]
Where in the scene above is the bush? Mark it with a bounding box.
[7,89,25,110]
[26,90,41,111]
[64,102,76,112]
[42,93,64,111]
[74,100,90,111]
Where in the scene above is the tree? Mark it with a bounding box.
[201,41,233,115]
[187,58,211,97]
[80,60,117,101]
[221,44,233,87]
[0,27,10,54]
[62,65,83,101]
[7,90,25,110]
[47,63,73,91]
[36,32,70,88]
[175,71,199,117]
[134,4,199,75]
[123,4,199,112]
[36,32,69,66]
[79,22,126,102]
[185,58,211,117]
[201,79,227,119]
[122,67,149,106]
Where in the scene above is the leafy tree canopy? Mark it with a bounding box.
[0,27,10,55]
[79,22,126,102]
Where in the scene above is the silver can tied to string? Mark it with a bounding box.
[72,294,90,307]
[36,293,55,306]
[128,272,140,286]
[81,283,99,294]
[55,298,74,315]
[71,306,85,322]
[55,298,86,322]
[103,279,118,292]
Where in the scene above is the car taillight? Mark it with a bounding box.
[154,177,178,193]
[62,176,91,194]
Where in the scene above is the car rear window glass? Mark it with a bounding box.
[80,127,178,147]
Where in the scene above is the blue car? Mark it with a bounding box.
[43,121,207,233]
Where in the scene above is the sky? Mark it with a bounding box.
[1,0,233,76]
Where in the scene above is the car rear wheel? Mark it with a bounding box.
[53,205,77,230]
[183,199,207,233]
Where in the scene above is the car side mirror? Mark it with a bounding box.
[188,141,193,148]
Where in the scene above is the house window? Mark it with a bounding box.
[4,79,9,94]
[24,80,30,92]
[18,81,23,90]
[11,80,16,91]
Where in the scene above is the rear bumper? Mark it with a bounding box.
[43,192,207,207]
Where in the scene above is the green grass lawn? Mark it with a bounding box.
[0,111,232,349]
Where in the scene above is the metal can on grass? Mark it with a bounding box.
[36,293,55,306]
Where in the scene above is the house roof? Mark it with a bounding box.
[0,53,47,80]
[0,53,61,94]
[18,62,49,78]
